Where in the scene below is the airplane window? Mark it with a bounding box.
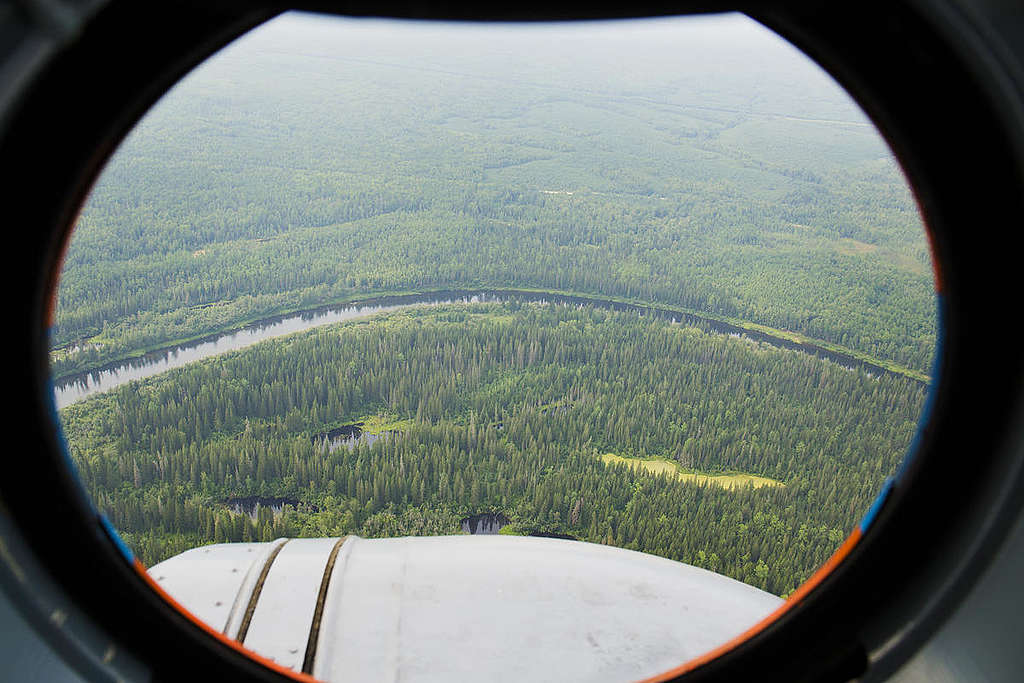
[48,11,936,681]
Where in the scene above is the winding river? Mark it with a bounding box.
[52,289,925,409]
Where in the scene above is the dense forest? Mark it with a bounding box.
[60,303,926,596]
[51,15,936,381]
[52,15,936,607]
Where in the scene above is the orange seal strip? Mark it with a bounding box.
[133,558,320,683]
[640,528,863,683]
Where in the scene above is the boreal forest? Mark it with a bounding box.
[53,14,935,598]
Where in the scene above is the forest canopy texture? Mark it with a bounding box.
[54,14,935,599]
[61,304,926,596]
[52,15,935,381]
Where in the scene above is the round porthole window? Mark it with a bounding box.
[2,2,1024,682]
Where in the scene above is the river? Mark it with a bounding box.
[52,289,924,409]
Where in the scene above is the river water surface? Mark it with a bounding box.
[53,289,922,409]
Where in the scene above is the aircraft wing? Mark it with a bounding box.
[149,535,782,681]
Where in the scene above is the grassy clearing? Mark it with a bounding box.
[833,239,929,277]
[600,453,784,490]
[835,238,878,256]
[359,414,415,434]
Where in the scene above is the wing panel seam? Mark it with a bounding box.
[237,538,290,644]
[302,536,349,674]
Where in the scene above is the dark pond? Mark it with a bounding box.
[312,423,388,452]
[460,512,579,541]
[225,495,316,519]
[528,531,579,541]
[461,512,510,535]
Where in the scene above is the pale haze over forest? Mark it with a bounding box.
[55,12,932,602]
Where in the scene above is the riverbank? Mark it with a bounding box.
[53,287,931,408]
